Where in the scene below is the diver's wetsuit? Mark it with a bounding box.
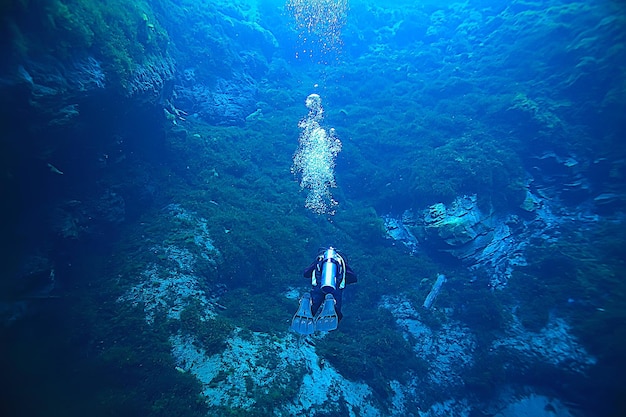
[303,253,357,322]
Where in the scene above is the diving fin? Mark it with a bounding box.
[291,293,316,335]
[315,294,338,332]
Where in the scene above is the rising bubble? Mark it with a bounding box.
[292,94,342,214]
[286,0,349,59]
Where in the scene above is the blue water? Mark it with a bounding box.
[1,0,624,416]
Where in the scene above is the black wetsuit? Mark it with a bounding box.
[303,255,357,322]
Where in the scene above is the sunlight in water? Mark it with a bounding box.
[292,94,342,214]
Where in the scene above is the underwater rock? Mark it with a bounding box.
[382,193,549,288]
[51,200,88,240]
[118,204,222,323]
[174,76,258,126]
[164,3,276,126]
[492,393,577,417]
[382,214,420,254]
[381,295,591,417]
[420,390,579,417]
[492,315,597,374]
[419,195,521,288]
[94,190,126,225]
[50,190,126,240]
[422,195,496,249]
[7,56,108,127]
[171,330,384,415]
[593,192,626,213]
[125,55,176,101]
[530,151,592,205]
[0,255,57,326]
[520,188,543,212]
[381,294,476,390]
[383,185,613,289]
[528,152,626,216]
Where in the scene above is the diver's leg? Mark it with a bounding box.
[333,288,344,322]
[310,286,324,317]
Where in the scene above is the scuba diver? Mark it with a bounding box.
[291,247,357,335]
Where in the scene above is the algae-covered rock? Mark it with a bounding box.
[520,189,542,212]
[423,195,495,248]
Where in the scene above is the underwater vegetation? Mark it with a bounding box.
[4,0,170,89]
[317,307,428,405]
[508,219,626,349]
[1,0,625,416]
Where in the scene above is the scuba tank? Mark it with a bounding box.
[321,247,338,293]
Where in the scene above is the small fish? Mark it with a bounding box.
[47,163,64,175]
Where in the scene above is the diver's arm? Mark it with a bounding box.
[345,265,357,284]
[303,262,317,278]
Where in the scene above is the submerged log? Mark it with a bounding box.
[423,274,446,309]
